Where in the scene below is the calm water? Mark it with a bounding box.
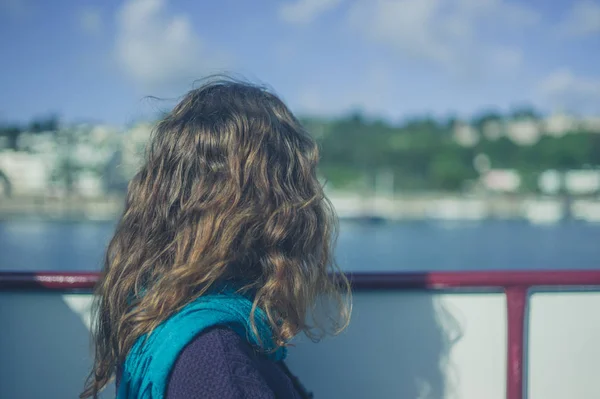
[0,220,599,272]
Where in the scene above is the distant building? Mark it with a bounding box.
[121,122,154,179]
[89,124,119,143]
[543,114,576,137]
[16,131,57,153]
[538,170,562,195]
[70,124,120,169]
[564,170,600,195]
[453,123,479,147]
[482,120,504,141]
[506,120,541,146]
[74,171,105,198]
[0,150,52,196]
[482,169,521,192]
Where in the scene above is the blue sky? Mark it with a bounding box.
[1,0,599,126]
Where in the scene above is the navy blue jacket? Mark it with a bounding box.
[118,326,312,398]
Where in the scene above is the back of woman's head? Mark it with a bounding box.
[82,77,350,397]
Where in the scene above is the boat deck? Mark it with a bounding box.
[1,270,600,399]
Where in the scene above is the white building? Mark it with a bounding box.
[538,170,562,195]
[69,124,120,169]
[506,120,541,146]
[453,123,479,147]
[543,114,576,138]
[74,171,105,198]
[564,170,600,195]
[0,150,53,196]
[121,122,154,179]
[16,131,57,153]
[71,142,113,170]
[482,169,521,192]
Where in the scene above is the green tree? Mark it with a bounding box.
[0,125,22,149]
[28,115,59,133]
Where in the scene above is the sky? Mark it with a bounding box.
[1,0,599,126]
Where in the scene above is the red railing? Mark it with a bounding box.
[2,269,600,399]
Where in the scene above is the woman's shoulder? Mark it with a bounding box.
[188,325,251,356]
[167,326,277,398]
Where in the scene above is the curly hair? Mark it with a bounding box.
[81,77,351,397]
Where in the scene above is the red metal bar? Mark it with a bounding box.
[347,270,600,290]
[0,271,99,291]
[505,286,527,399]
[3,270,600,291]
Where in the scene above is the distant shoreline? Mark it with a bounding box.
[1,194,598,224]
[0,196,123,223]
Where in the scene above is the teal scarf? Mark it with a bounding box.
[117,290,286,399]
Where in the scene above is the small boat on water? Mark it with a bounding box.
[2,270,600,399]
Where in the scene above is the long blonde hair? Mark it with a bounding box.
[82,77,351,397]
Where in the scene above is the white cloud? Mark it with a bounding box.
[79,7,103,36]
[558,1,600,37]
[279,0,343,25]
[538,69,600,113]
[347,0,538,75]
[115,0,228,89]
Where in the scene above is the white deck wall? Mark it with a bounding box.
[527,292,600,399]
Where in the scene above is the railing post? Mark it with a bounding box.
[505,286,528,399]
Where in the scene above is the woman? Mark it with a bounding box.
[81,77,351,399]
